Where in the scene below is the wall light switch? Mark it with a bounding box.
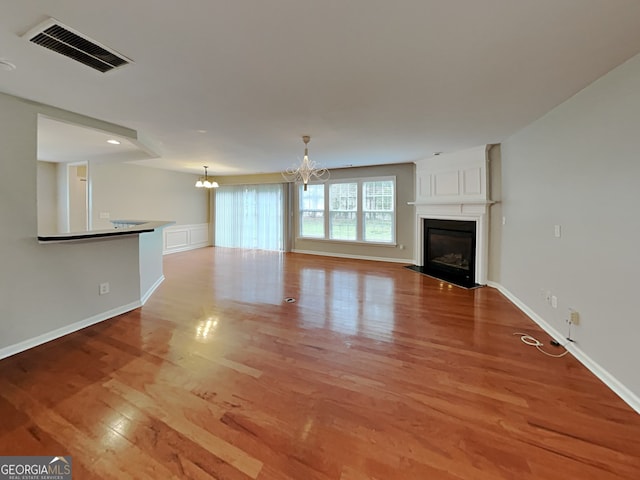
[554,224,561,238]
[502,216,506,225]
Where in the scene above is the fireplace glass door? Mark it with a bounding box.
[423,219,476,287]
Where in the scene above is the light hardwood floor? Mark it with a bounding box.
[1,247,639,479]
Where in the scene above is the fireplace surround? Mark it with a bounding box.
[411,145,493,286]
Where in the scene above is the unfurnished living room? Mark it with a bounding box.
[1,1,640,479]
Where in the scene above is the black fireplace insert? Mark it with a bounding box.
[422,219,476,287]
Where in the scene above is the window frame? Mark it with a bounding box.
[297,176,396,245]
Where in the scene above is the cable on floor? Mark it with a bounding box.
[513,332,570,358]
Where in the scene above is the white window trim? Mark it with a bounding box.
[298,176,396,244]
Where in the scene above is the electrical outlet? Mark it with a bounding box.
[568,309,579,325]
[554,224,562,238]
[99,282,110,295]
[551,295,558,309]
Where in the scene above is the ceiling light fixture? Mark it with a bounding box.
[195,165,219,189]
[282,135,329,191]
[107,139,121,145]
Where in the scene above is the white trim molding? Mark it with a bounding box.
[163,223,210,255]
[141,275,164,305]
[0,270,166,361]
[0,301,141,361]
[292,249,411,264]
[488,281,640,414]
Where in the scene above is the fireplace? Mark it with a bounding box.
[411,145,492,286]
[423,219,476,287]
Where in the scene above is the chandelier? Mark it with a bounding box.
[282,135,329,191]
[195,165,219,189]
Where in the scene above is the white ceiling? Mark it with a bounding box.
[37,116,153,163]
[2,0,640,175]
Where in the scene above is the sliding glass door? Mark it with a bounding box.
[214,184,284,251]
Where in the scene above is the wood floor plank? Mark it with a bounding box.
[1,247,639,479]
[0,379,180,479]
[103,377,263,479]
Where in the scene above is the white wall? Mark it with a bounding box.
[500,53,640,403]
[68,163,88,231]
[37,161,58,234]
[90,161,207,230]
[139,229,164,303]
[56,159,69,233]
[0,93,142,353]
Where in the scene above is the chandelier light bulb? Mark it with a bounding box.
[195,166,219,189]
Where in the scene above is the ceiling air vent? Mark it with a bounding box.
[23,18,132,73]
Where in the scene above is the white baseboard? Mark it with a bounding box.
[141,275,164,305]
[0,301,141,361]
[291,249,412,264]
[163,243,210,255]
[488,281,640,414]
[1,274,166,361]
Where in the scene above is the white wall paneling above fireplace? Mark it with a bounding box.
[411,145,493,285]
[416,145,489,203]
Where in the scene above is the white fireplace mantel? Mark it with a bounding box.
[412,145,492,285]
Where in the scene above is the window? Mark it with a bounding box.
[329,183,357,240]
[215,184,284,250]
[298,177,395,244]
[299,184,325,238]
[363,180,394,242]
